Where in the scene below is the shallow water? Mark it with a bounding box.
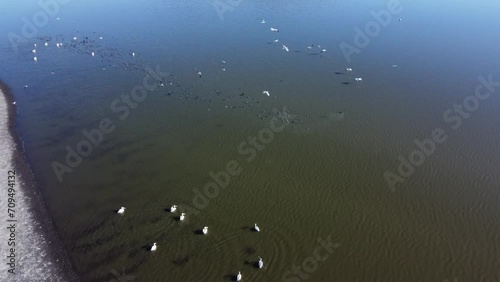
[1,0,500,281]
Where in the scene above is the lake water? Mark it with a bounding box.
[1,0,500,281]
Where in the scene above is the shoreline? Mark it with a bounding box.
[0,81,79,281]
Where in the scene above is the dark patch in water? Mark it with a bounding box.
[173,254,193,266]
[245,247,256,254]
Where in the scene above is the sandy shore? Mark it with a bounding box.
[0,81,79,281]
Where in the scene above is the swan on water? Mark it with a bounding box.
[270,27,279,32]
[180,213,186,221]
[150,243,157,252]
[117,207,125,214]
[262,91,270,97]
[33,57,37,62]
[261,19,266,24]
[132,52,136,57]
[320,49,327,53]
[273,39,279,43]
[44,42,48,47]
[282,45,289,52]
[170,205,177,212]
[258,257,263,269]
[236,271,242,281]
[202,226,208,235]
[32,49,36,54]
[254,223,260,232]
[197,71,202,78]
[91,51,95,57]
[345,68,353,72]
[354,77,363,81]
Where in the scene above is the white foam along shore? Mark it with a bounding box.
[0,82,79,281]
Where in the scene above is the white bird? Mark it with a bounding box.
[262,91,270,97]
[24,85,28,88]
[56,17,60,20]
[261,19,266,24]
[282,45,289,52]
[273,39,279,43]
[33,57,37,62]
[236,271,242,281]
[254,223,260,232]
[222,60,226,64]
[354,77,363,81]
[392,64,398,68]
[34,43,37,47]
[12,102,16,105]
[317,44,321,48]
[56,43,60,48]
[307,45,312,49]
[197,71,202,78]
[345,68,353,72]
[44,42,48,47]
[73,37,77,40]
[32,49,36,53]
[150,242,157,252]
[117,207,125,214]
[179,213,185,221]
[222,68,226,71]
[132,52,135,57]
[91,51,95,57]
[320,49,327,53]
[270,27,279,32]
[170,205,177,212]
[99,36,103,40]
[202,226,208,235]
[258,257,263,269]
[160,82,165,87]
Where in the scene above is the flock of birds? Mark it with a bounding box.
[261,19,364,82]
[23,25,362,130]
[116,205,263,281]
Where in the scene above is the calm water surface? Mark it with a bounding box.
[1,0,500,281]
